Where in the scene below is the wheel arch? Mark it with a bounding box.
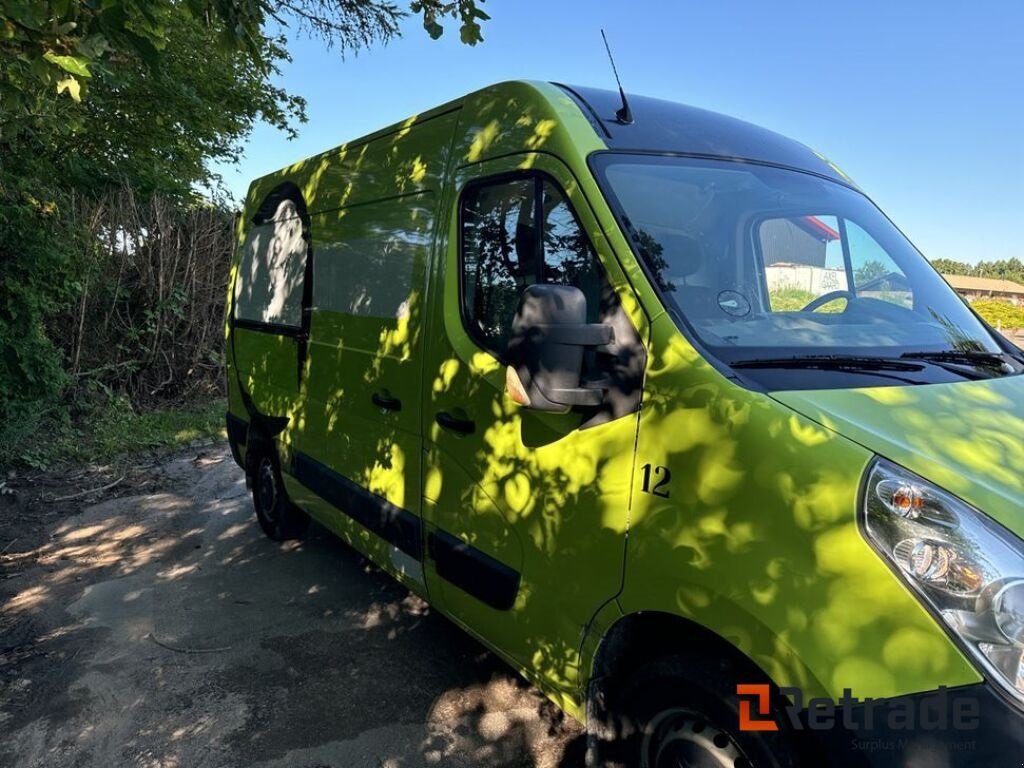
[588,610,782,696]
[584,610,822,767]
[583,605,838,726]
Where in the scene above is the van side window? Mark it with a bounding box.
[461,176,602,357]
[758,214,913,312]
[235,199,307,327]
[760,215,849,312]
[847,221,912,309]
[313,193,434,320]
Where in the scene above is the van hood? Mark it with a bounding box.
[772,376,1024,535]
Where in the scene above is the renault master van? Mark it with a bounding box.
[225,81,1024,767]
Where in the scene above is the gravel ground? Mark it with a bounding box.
[0,444,584,768]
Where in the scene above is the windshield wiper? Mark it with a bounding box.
[729,355,929,385]
[900,350,1006,364]
[899,350,1013,379]
[731,355,925,372]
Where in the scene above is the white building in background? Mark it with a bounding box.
[764,263,849,294]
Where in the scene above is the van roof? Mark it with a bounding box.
[555,83,854,186]
[244,80,857,216]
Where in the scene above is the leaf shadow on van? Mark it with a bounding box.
[620,325,996,705]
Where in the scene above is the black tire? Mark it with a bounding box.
[251,448,309,541]
[586,652,804,768]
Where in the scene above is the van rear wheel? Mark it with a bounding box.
[586,653,801,768]
[252,449,309,541]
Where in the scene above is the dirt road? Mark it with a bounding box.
[0,445,583,768]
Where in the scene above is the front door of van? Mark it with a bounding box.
[421,154,648,702]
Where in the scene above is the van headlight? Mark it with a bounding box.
[863,459,1024,705]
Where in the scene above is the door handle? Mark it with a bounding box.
[372,392,402,412]
[435,411,475,435]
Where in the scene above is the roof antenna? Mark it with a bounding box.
[601,29,633,125]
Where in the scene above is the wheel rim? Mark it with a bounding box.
[641,708,751,768]
[256,458,278,523]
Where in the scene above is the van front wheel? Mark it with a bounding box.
[252,451,309,541]
[586,654,801,768]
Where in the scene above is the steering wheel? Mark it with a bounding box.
[801,290,856,313]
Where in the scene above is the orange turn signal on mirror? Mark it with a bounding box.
[505,365,531,407]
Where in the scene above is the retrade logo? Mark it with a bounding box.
[735,684,980,733]
[737,684,779,732]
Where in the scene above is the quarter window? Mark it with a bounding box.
[461,176,602,356]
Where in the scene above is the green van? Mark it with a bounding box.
[225,81,1024,766]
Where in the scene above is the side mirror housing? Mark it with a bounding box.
[505,284,613,413]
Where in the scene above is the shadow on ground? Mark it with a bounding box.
[0,445,585,768]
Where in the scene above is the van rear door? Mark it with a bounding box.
[230,186,312,431]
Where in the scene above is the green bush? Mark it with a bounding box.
[0,180,233,470]
[0,179,88,461]
[971,299,1024,330]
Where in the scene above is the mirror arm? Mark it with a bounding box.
[539,325,615,408]
[547,386,604,408]
[535,323,614,347]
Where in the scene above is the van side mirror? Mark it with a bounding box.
[505,284,613,413]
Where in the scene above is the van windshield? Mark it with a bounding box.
[593,154,1019,386]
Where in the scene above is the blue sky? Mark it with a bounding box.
[212,0,1024,265]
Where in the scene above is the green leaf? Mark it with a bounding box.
[44,52,92,78]
[459,21,481,45]
[125,31,161,67]
[30,55,54,82]
[424,19,444,39]
[7,2,47,31]
[76,34,110,59]
[56,76,81,102]
[97,2,129,35]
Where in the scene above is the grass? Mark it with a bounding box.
[12,397,227,471]
[768,287,846,313]
[770,291,1024,327]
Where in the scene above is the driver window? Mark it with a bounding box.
[460,175,603,358]
[460,178,535,353]
[759,215,849,312]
